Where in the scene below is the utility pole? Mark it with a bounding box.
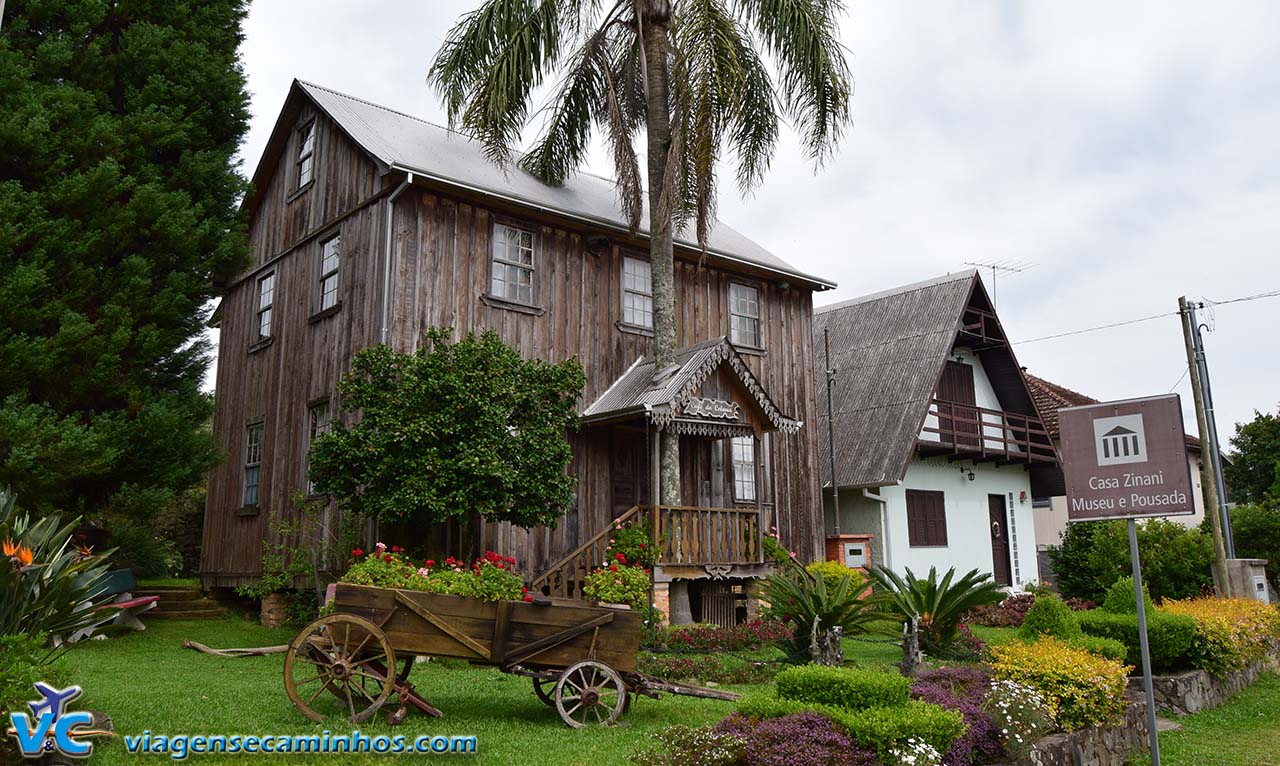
[824,328,841,535]
[1187,303,1236,557]
[1179,297,1231,595]
[1,1,7,31]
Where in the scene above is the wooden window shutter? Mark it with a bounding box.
[906,489,947,547]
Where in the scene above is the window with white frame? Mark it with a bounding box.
[729,283,761,347]
[489,223,535,304]
[297,122,315,189]
[731,435,757,502]
[319,235,340,311]
[256,272,275,341]
[243,422,265,507]
[305,401,331,496]
[621,257,653,328]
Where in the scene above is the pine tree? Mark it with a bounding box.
[0,1,250,518]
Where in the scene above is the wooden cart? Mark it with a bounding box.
[283,583,736,728]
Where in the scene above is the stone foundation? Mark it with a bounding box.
[1001,691,1148,766]
[651,581,670,622]
[1138,648,1280,716]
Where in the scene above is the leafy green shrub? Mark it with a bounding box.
[583,564,650,609]
[760,562,890,663]
[989,637,1130,731]
[1077,610,1196,671]
[735,692,965,758]
[606,519,658,568]
[871,565,1004,648]
[841,702,967,760]
[762,529,793,567]
[1070,635,1128,662]
[807,560,866,592]
[1049,520,1213,603]
[649,619,793,651]
[637,653,778,685]
[1228,501,1280,591]
[0,490,120,638]
[107,518,181,579]
[1,633,65,717]
[1100,576,1156,614]
[1162,597,1280,676]
[1019,596,1082,641]
[775,664,909,711]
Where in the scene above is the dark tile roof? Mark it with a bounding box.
[1023,373,1202,449]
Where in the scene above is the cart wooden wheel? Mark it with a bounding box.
[284,614,397,723]
[532,677,556,707]
[552,661,627,728]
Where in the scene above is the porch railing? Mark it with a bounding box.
[530,505,766,601]
[918,397,1056,463]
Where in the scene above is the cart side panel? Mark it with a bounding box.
[334,585,498,661]
[504,601,643,672]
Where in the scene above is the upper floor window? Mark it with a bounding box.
[243,422,265,507]
[729,283,761,348]
[319,235,341,311]
[731,435,757,502]
[256,272,275,341]
[297,122,315,189]
[621,257,653,328]
[305,400,331,496]
[490,223,535,305]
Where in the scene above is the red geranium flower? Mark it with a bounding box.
[522,594,534,603]
[609,564,618,572]
[383,554,393,563]
[351,548,364,557]
[615,553,626,563]
[424,559,435,568]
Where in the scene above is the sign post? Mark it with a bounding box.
[1058,394,1197,766]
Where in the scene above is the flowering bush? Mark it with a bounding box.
[649,619,794,652]
[340,546,527,602]
[988,636,1130,731]
[583,562,650,608]
[910,665,1000,766]
[715,712,877,766]
[638,653,777,685]
[1161,597,1280,676]
[762,527,794,567]
[607,518,659,568]
[981,679,1052,761]
[629,725,744,766]
[967,593,1035,628]
[884,737,943,766]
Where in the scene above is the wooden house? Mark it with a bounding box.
[812,271,1059,588]
[200,81,834,624]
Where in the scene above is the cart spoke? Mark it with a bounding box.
[295,673,326,687]
[343,681,357,718]
[342,623,351,657]
[349,632,374,660]
[305,681,330,708]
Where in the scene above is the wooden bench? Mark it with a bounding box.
[64,569,160,643]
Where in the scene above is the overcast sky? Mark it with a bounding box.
[224,0,1280,439]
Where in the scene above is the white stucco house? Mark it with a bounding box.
[812,271,1060,589]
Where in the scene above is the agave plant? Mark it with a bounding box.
[0,488,119,640]
[759,561,893,664]
[870,565,1004,649]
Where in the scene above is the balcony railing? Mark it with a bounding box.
[919,398,1056,463]
[530,505,765,600]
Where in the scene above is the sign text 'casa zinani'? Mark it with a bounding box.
[1058,394,1195,522]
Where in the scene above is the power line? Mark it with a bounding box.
[1168,365,1189,393]
[1016,287,1280,345]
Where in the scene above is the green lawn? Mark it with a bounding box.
[55,617,762,765]
[135,576,200,588]
[1131,672,1280,766]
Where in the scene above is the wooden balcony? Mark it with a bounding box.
[530,505,765,601]
[918,398,1057,464]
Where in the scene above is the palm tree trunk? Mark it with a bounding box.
[639,0,691,625]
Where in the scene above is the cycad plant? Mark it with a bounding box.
[760,561,891,664]
[429,0,853,512]
[0,488,118,640]
[870,565,1004,649]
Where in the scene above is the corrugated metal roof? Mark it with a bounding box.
[812,271,979,488]
[583,337,800,433]
[294,81,833,290]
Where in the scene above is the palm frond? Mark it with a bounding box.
[428,0,574,165]
[734,0,853,165]
[520,24,611,185]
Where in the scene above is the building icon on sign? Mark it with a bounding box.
[1092,413,1148,467]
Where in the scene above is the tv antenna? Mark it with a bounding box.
[963,260,1037,307]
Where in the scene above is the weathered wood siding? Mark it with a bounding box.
[202,105,823,587]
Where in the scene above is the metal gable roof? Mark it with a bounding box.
[291,81,834,290]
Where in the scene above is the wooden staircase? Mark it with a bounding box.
[132,583,227,620]
[530,504,765,600]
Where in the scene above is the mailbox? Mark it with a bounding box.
[824,533,875,572]
[1253,575,1270,603]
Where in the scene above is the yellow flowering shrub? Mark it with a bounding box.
[1160,597,1280,676]
[989,637,1130,731]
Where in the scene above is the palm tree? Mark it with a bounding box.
[430,0,852,619]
